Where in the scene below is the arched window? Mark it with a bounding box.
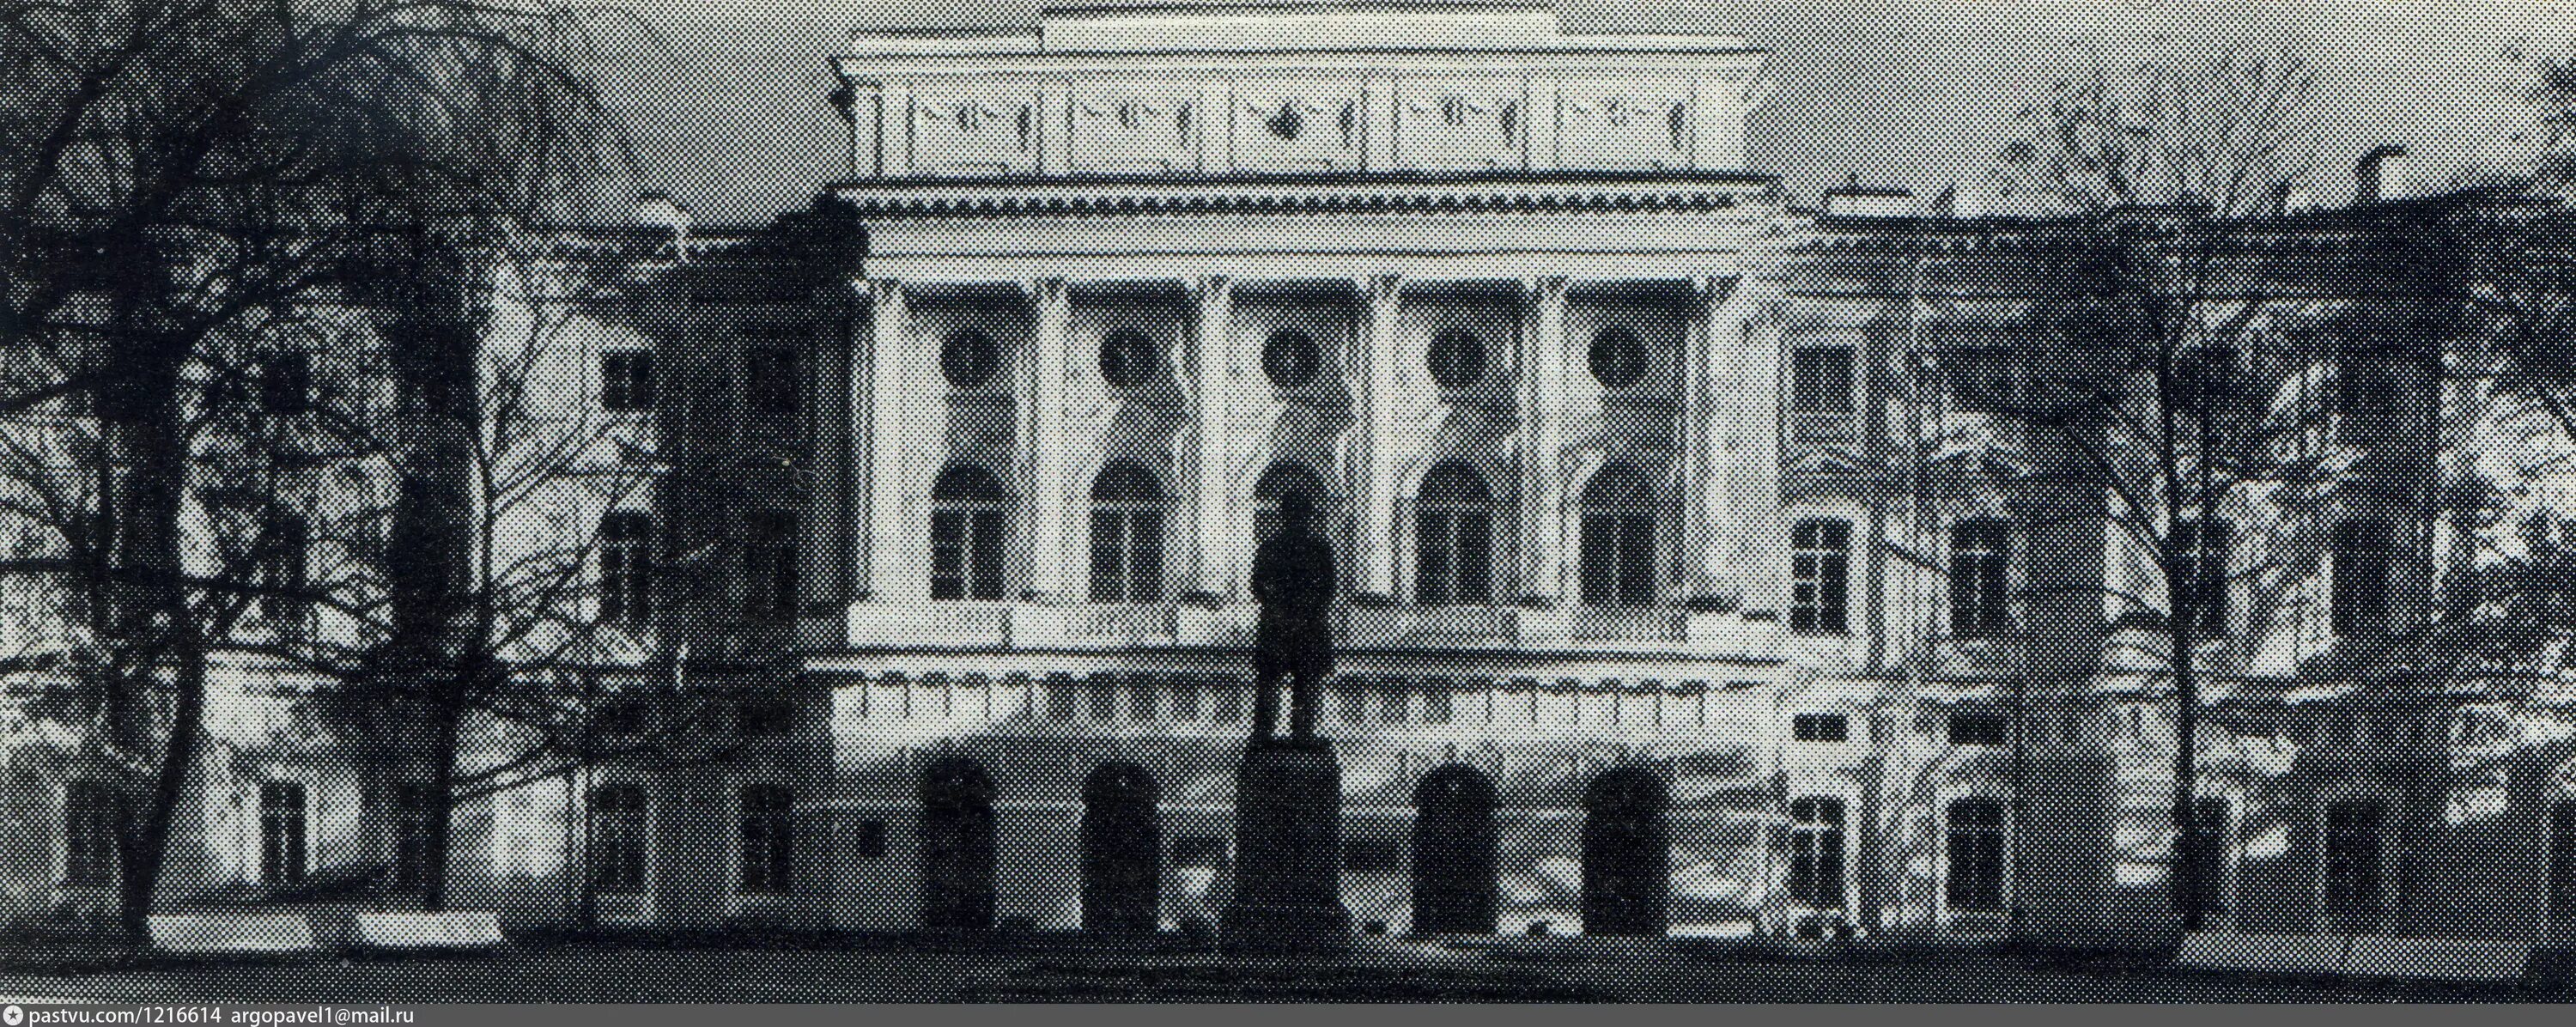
[1090,462,1166,603]
[931,465,1008,601]
[1579,463,1656,607]
[1788,796,1846,909]
[1254,462,1328,542]
[1415,461,1493,605]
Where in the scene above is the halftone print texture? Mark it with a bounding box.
[6,0,2576,1006]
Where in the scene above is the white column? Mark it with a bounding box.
[1705,276,1784,612]
[860,279,909,600]
[1681,276,1724,599]
[1520,276,1570,604]
[1189,276,1234,596]
[810,282,863,610]
[1355,275,1403,598]
[1019,278,1071,602]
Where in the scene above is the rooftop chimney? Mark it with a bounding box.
[2355,146,2409,206]
[636,190,693,236]
[1822,178,1918,219]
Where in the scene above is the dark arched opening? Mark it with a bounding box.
[1582,767,1668,936]
[918,757,996,931]
[1081,762,1163,933]
[1412,764,1498,934]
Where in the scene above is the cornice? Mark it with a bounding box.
[827,172,1776,217]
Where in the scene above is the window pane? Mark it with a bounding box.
[1791,346,1856,414]
[1090,510,1124,602]
[969,511,1006,600]
[930,511,966,600]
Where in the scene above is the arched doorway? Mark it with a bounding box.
[1412,764,1497,934]
[1582,767,1668,936]
[918,757,996,931]
[1082,762,1162,933]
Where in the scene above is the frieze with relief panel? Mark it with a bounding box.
[1394,79,1529,171]
[910,89,1041,176]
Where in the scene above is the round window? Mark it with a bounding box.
[1100,330,1160,387]
[1263,329,1321,387]
[941,329,999,387]
[1589,326,1648,389]
[1426,330,1486,389]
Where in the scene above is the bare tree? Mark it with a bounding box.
[1962,42,2341,931]
[0,0,628,940]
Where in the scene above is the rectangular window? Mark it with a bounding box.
[1215,680,1245,723]
[599,513,653,626]
[744,345,801,416]
[1949,711,2007,746]
[743,510,798,624]
[1170,678,1200,722]
[261,351,312,416]
[735,699,794,738]
[1087,676,1119,721]
[1794,713,1850,743]
[737,785,793,896]
[1127,677,1159,722]
[1942,346,2017,414]
[1946,798,2007,913]
[2550,802,2576,923]
[259,512,310,630]
[1790,519,1850,635]
[391,783,435,893]
[1376,684,1409,724]
[2332,519,2391,637]
[2184,796,2230,917]
[2172,519,2232,637]
[601,349,655,411]
[63,782,122,887]
[2323,799,2385,930]
[1788,796,1847,909]
[259,781,307,888]
[1789,345,1858,445]
[587,784,647,895]
[1423,686,1454,726]
[1046,679,1080,722]
[2175,345,2240,413]
[854,819,888,860]
[594,701,647,738]
[1337,682,1366,725]
[1948,520,2009,638]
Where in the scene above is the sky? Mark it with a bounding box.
[594,0,2576,224]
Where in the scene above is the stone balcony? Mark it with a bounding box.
[833,599,1784,659]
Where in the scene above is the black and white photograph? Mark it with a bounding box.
[5,0,2576,1006]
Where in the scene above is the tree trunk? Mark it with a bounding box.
[101,364,197,945]
[2170,611,2202,931]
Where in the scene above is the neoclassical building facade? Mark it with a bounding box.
[7,3,2575,957]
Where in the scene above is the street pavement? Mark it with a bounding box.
[0,938,2559,1003]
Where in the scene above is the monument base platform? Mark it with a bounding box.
[1224,739,1350,954]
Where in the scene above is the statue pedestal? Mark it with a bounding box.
[1224,739,1350,954]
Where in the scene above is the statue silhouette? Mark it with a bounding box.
[1249,489,1335,743]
